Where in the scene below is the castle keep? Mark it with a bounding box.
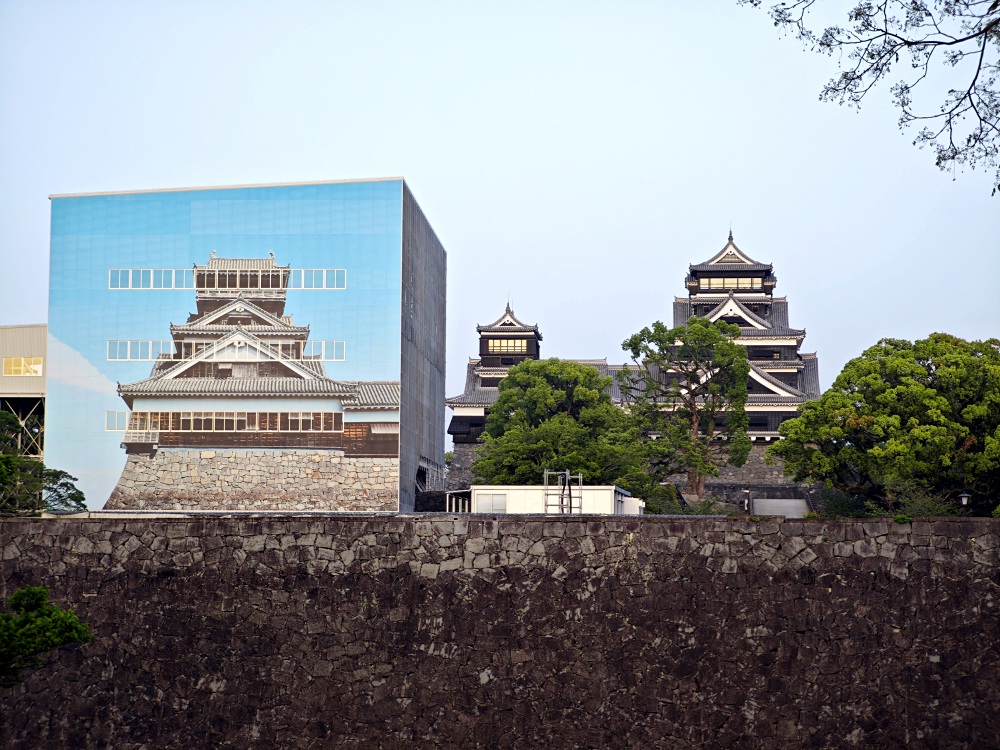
[106,252,401,511]
[446,234,820,497]
[674,232,820,435]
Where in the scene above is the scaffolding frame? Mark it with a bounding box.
[544,469,583,514]
[1,396,44,458]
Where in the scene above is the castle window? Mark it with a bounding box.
[288,269,347,290]
[110,266,347,290]
[699,277,763,290]
[124,410,346,434]
[2,357,43,376]
[488,339,527,354]
[105,411,129,431]
[109,269,194,289]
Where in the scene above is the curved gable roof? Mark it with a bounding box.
[476,304,542,337]
[705,293,771,330]
[690,233,773,273]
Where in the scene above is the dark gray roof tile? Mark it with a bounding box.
[689,262,773,272]
[673,298,691,327]
[195,256,288,271]
[801,353,821,398]
[705,294,773,329]
[737,326,805,338]
[119,377,399,410]
[749,363,807,398]
[476,304,542,337]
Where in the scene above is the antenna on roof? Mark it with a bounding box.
[728,226,733,243]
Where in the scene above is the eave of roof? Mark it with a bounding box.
[118,377,400,409]
[689,263,774,273]
[754,360,806,369]
[196,257,289,271]
[747,394,810,404]
[445,391,498,408]
[169,324,309,335]
[120,377,355,397]
[352,382,402,410]
[736,327,805,339]
[476,303,542,337]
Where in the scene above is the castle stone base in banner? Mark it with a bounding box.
[105,449,398,512]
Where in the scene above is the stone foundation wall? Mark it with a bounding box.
[106,449,398,511]
[451,442,809,499]
[2,514,998,748]
[446,441,479,489]
[712,442,799,485]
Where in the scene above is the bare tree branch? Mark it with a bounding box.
[742,0,1000,192]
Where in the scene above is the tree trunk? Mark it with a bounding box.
[686,470,703,498]
[687,408,702,497]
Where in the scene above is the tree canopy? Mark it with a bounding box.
[743,0,1000,190]
[0,586,92,688]
[619,317,751,498]
[768,333,1000,513]
[0,411,85,516]
[472,358,643,488]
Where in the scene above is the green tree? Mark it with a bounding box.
[768,333,1000,513]
[742,1,1000,190]
[0,412,85,516]
[472,359,644,488]
[0,586,92,687]
[0,411,22,455]
[619,317,751,498]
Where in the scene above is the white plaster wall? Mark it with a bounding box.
[470,485,641,515]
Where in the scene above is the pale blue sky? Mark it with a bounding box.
[2,0,998,409]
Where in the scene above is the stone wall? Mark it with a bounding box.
[106,449,398,511]
[2,514,998,749]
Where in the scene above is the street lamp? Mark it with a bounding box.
[958,492,971,507]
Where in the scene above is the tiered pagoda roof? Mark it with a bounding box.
[688,234,773,272]
[675,234,820,405]
[476,304,543,338]
[193,252,291,316]
[118,254,399,411]
[448,234,821,444]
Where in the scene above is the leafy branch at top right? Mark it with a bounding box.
[742,0,1000,191]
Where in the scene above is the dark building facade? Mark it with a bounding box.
[674,233,821,436]
[114,253,400,458]
[446,235,821,498]
[445,305,631,489]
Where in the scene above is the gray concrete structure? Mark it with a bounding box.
[398,184,448,512]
